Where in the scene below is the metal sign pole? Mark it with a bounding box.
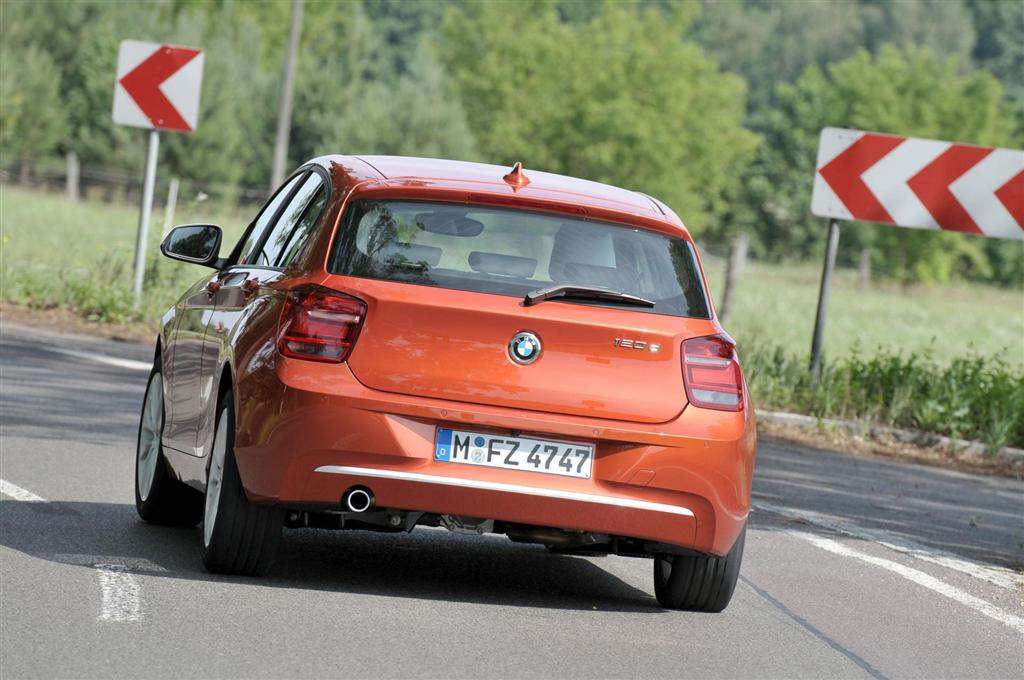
[809,218,840,383]
[132,129,160,309]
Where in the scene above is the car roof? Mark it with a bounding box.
[309,154,685,232]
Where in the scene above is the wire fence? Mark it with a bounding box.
[0,158,268,212]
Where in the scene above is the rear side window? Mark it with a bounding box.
[251,173,325,268]
[278,185,328,267]
[237,172,304,265]
[330,200,710,319]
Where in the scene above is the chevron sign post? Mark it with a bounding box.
[806,127,1024,379]
[112,40,204,308]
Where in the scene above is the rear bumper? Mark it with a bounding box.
[233,358,756,556]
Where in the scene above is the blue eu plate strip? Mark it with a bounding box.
[435,428,453,461]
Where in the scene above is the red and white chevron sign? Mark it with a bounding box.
[112,40,203,133]
[811,127,1023,240]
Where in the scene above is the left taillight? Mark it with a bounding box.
[277,286,367,363]
[682,334,744,412]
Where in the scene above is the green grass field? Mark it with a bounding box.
[2,184,1022,366]
[1,185,247,323]
[700,257,1024,368]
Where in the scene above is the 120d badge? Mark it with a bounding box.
[613,338,661,353]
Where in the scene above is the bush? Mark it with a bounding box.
[745,343,1024,452]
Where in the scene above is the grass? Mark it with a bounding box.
[700,256,1024,368]
[1,184,247,323]
[2,185,1023,450]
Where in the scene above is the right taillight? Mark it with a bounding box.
[682,334,743,411]
[278,286,366,363]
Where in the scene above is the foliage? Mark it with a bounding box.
[290,3,475,167]
[438,0,757,231]
[966,0,1024,103]
[0,44,67,169]
[691,0,977,113]
[745,343,1024,452]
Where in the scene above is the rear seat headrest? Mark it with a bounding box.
[468,251,537,278]
[379,242,442,267]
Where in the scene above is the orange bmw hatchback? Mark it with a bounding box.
[136,156,756,612]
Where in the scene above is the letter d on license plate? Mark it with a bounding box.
[435,429,593,479]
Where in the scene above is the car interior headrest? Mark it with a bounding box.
[378,242,443,268]
[468,251,537,278]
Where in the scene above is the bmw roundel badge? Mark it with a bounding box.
[509,331,542,365]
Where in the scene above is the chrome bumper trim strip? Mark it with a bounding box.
[313,465,694,518]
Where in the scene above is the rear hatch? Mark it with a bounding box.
[329,198,714,424]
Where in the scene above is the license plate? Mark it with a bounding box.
[434,428,594,479]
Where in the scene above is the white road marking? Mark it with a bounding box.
[1,481,147,623]
[788,530,1024,636]
[756,500,1022,590]
[94,564,142,622]
[44,346,151,372]
[0,479,46,502]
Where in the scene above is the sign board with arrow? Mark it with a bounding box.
[806,127,1023,380]
[811,127,1023,240]
[112,40,204,308]
[113,40,204,132]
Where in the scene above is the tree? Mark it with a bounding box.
[691,0,978,115]
[289,3,475,165]
[741,46,1020,284]
[0,44,67,175]
[966,0,1024,103]
[438,0,758,232]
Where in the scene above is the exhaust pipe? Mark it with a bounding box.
[343,487,374,513]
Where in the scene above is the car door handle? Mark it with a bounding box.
[205,281,222,295]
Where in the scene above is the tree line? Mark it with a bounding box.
[1,0,1021,285]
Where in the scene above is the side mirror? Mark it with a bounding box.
[160,224,223,268]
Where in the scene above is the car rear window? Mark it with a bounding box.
[329,200,710,319]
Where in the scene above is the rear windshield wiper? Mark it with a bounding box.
[524,284,656,308]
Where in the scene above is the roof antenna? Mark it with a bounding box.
[502,161,530,190]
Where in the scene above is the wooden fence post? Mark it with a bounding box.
[65,151,80,202]
[718,234,747,324]
[858,247,871,290]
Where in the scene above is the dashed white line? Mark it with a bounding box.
[0,479,46,502]
[2,479,145,623]
[756,500,1022,590]
[43,346,151,372]
[788,530,1024,636]
[94,564,142,622]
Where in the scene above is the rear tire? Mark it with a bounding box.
[653,525,746,612]
[135,366,203,527]
[201,389,283,576]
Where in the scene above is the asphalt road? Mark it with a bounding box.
[1,322,1022,679]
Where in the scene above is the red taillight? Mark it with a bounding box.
[682,334,743,412]
[277,286,366,363]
